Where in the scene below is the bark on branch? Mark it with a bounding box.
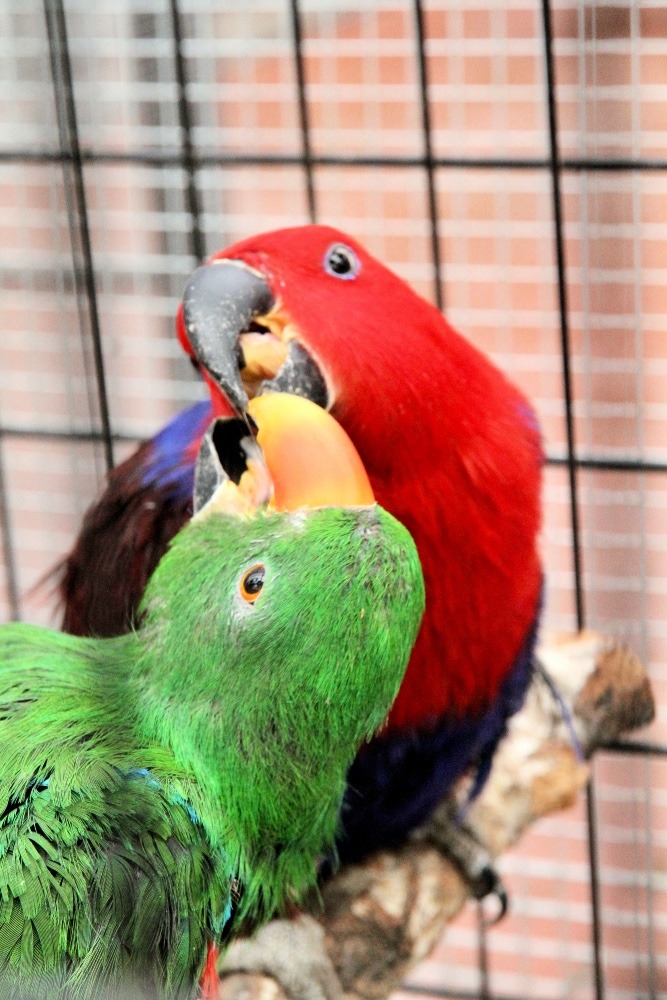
[219,631,655,1000]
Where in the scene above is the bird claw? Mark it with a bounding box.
[219,914,344,1000]
[415,798,510,921]
[470,864,508,924]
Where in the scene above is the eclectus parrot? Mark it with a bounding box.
[58,225,542,897]
[0,401,424,1000]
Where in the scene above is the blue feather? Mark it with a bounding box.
[141,400,212,501]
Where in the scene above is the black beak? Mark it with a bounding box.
[183,260,276,414]
[193,415,269,515]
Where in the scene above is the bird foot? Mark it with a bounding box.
[219,913,344,1000]
[414,798,508,923]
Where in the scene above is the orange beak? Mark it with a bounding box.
[248,393,375,511]
[193,392,374,520]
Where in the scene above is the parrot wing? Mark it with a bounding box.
[0,625,230,1000]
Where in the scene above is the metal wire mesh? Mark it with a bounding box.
[0,1,665,998]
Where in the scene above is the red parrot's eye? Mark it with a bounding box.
[324,243,361,280]
[240,564,266,603]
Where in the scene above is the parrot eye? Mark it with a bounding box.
[240,564,265,603]
[324,243,361,280]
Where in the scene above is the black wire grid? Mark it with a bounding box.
[0,1,664,998]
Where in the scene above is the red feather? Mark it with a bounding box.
[203,226,543,730]
[198,941,220,1000]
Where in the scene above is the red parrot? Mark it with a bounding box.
[59,225,542,899]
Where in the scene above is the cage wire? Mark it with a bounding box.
[0,0,666,998]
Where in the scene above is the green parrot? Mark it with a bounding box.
[0,414,425,1000]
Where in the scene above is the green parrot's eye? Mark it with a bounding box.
[240,564,265,603]
[324,243,361,280]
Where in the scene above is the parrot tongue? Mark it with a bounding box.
[193,392,375,519]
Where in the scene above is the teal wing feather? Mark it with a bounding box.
[0,624,232,1000]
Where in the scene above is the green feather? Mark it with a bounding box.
[0,504,424,998]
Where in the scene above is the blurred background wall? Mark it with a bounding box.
[0,1,665,997]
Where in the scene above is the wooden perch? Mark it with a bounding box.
[219,631,655,1000]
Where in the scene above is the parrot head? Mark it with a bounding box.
[175,225,436,458]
